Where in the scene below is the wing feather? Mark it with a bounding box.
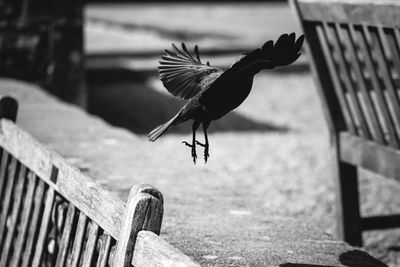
[158,43,223,100]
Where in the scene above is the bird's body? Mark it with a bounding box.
[149,33,305,163]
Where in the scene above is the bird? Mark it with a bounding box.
[148,33,305,164]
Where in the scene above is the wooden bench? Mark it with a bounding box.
[0,96,199,266]
[292,0,400,246]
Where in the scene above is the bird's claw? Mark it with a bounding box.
[182,141,197,164]
[182,141,193,147]
[195,141,209,163]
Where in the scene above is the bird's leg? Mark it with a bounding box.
[182,121,200,164]
[196,121,210,163]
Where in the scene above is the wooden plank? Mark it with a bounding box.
[382,29,400,83]
[81,221,99,267]
[55,204,77,267]
[366,26,400,138]
[96,233,113,267]
[0,119,124,239]
[340,132,400,181]
[351,25,400,148]
[114,184,164,267]
[0,150,10,202]
[0,157,18,249]
[31,187,56,267]
[340,24,385,144]
[296,0,400,28]
[0,165,27,267]
[69,211,88,267]
[10,171,37,267]
[133,231,200,267]
[326,23,371,139]
[21,179,46,267]
[315,23,356,134]
[361,214,400,230]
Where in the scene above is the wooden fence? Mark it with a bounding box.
[0,95,200,266]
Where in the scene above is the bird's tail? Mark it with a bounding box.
[230,33,305,74]
[148,112,181,142]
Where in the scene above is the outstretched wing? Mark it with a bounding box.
[158,43,223,99]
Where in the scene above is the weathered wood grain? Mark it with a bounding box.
[133,231,201,267]
[69,211,88,267]
[297,0,400,27]
[10,171,37,267]
[21,179,46,267]
[114,184,163,267]
[31,187,56,267]
[0,165,27,267]
[0,150,10,202]
[0,119,125,239]
[0,157,18,250]
[81,221,99,267]
[56,204,77,267]
[96,233,113,267]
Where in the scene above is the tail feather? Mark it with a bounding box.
[230,33,305,74]
[148,113,180,142]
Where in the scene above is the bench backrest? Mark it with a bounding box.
[0,96,199,267]
[292,0,400,180]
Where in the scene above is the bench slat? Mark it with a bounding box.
[21,179,46,267]
[0,119,125,240]
[0,150,10,200]
[351,25,400,148]
[327,23,372,139]
[340,24,386,144]
[0,157,18,249]
[367,27,400,139]
[69,212,88,267]
[31,187,56,267]
[316,23,357,133]
[0,165,27,266]
[96,233,113,267]
[340,132,400,181]
[81,221,100,267]
[383,29,400,86]
[55,204,77,267]
[10,171,37,267]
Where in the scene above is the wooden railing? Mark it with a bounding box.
[0,96,200,266]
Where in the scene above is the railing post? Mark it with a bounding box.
[114,184,164,267]
[0,96,18,122]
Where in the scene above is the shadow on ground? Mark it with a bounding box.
[87,68,289,135]
[279,250,388,267]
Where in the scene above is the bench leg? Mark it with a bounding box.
[335,160,362,246]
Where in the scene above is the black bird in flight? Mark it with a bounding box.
[148,33,305,163]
